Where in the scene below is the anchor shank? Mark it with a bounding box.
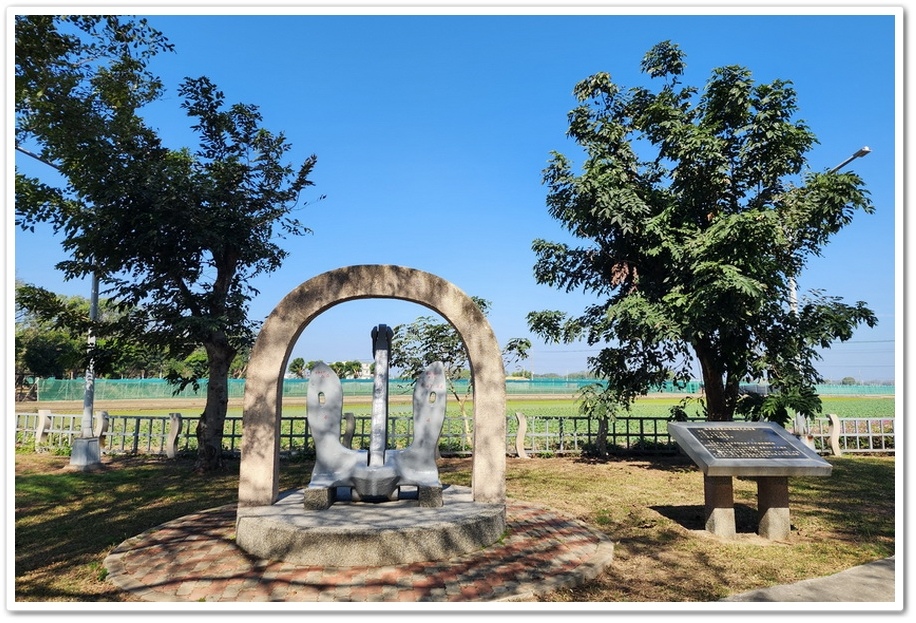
[369,324,393,467]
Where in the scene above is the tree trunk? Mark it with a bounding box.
[451,386,473,449]
[694,341,735,421]
[595,416,609,457]
[195,334,234,472]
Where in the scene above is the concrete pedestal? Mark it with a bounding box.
[703,475,736,538]
[757,476,791,540]
[237,485,505,566]
[303,486,336,510]
[69,437,102,471]
[303,485,444,510]
[418,485,443,508]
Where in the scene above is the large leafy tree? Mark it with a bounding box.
[528,41,876,423]
[16,281,87,379]
[15,15,320,470]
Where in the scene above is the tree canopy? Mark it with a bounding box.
[16,281,157,379]
[15,15,321,470]
[528,41,876,423]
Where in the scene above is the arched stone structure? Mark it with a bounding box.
[237,265,507,507]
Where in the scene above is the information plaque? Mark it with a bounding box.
[668,421,832,477]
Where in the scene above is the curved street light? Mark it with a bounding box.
[16,144,101,468]
[789,146,872,313]
[830,146,871,174]
[790,146,871,442]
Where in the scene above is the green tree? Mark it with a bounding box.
[329,360,363,379]
[528,41,876,423]
[288,357,307,379]
[16,328,84,380]
[15,283,87,379]
[15,16,320,471]
[390,297,530,425]
[14,281,162,380]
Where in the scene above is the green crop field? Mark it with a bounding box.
[61,394,893,420]
[210,396,894,421]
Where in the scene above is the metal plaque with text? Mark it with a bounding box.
[668,421,832,477]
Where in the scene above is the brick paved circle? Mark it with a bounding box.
[105,497,614,602]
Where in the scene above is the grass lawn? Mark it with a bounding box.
[13,448,895,603]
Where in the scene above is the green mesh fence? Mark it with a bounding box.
[33,378,388,401]
[34,377,893,401]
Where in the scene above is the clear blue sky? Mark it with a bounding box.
[10,5,902,382]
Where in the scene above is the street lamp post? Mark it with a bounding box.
[81,272,99,437]
[829,146,872,174]
[788,146,871,313]
[70,269,103,470]
[16,144,102,469]
[789,146,871,443]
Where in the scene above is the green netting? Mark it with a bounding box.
[35,377,894,401]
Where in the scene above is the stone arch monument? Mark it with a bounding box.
[237,264,507,508]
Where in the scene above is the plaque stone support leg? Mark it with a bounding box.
[757,477,791,540]
[703,475,736,538]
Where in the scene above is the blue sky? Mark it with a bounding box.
[10,5,902,382]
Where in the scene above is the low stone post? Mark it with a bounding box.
[342,413,356,449]
[515,412,530,459]
[36,409,51,450]
[167,413,183,459]
[827,413,843,457]
[95,411,110,449]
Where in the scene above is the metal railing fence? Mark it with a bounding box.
[15,411,894,458]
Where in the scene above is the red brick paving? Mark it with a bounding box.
[105,498,614,602]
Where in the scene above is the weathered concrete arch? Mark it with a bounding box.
[237,265,507,507]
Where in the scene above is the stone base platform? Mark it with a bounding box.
[105,490,614,602]
[235,485,506,566]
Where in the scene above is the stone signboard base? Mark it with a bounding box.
[704,475,736,538]
[670,421,833,542]
[704,475,792,540]
[757,476,791,540]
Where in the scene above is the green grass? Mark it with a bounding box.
[14,451,895,603]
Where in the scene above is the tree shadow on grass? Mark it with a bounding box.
[573,452,698,473]
[651,502,760,533]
